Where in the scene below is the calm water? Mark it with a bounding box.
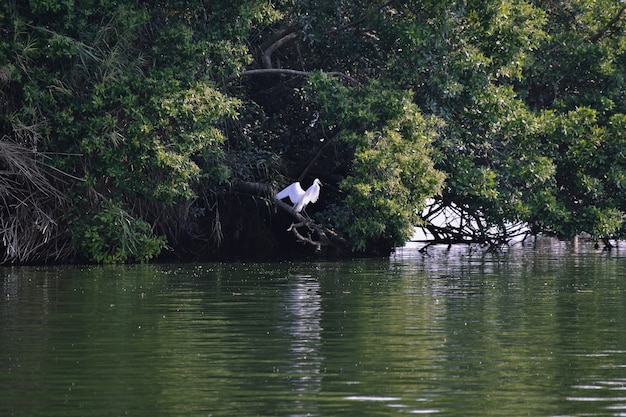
[2,239,626,416]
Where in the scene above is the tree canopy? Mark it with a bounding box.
[1,0,626,262]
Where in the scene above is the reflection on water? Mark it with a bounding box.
[2,239,626,416]
[279,275,323,415]
[567,349,626,415]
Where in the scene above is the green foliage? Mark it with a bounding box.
[69,201,166,264]
[539,107,626,238]
[339,108,445,251]
[0,0,267,262]
[397,0,626,242]
[303,75,445,251]
[4,0,626,261]
[579,207,624,239]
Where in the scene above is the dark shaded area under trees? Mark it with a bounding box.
[1,0,626,263]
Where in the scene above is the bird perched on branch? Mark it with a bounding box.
[276,178,322,216]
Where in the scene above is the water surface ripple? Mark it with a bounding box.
[3,240,626,416]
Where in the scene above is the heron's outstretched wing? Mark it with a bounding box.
[294,179,321,212]
[306,180,321,204]
[276,182,305,205]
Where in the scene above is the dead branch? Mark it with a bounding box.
[234,180,348,252]
[287,221,323,251]
[274,195,348,251]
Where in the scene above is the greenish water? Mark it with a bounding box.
[3,239,626,416]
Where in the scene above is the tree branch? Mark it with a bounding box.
[287,221,323,251]
[590,5,626,43]
[235,180,348,252]
[262,32,299,68]
[274,195,348,251]
[226,68,361,87]
[298,129,341,182]
[237,180,275,197]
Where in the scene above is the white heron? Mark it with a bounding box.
[276,178,322,216]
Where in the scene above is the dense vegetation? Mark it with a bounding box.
[1,0,625,263]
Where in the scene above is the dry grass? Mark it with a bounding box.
[0,139,73,263]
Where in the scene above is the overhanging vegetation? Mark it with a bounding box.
[1,0,626,262]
